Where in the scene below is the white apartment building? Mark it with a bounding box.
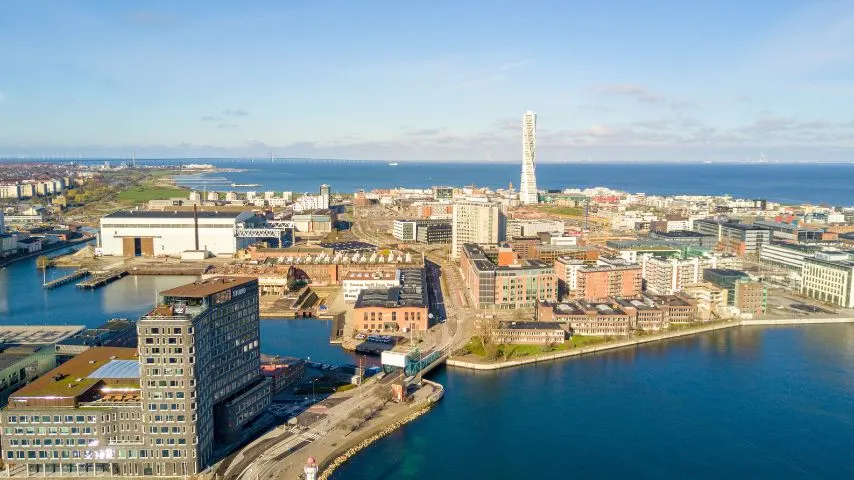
[0,184,21,199]
[292,194,329,212]
[99,210,260,257]
[393,220,419,242]
[641,255,721,295]
[801,252,854,308]
[342,270,401,302]
[451,200,506,259]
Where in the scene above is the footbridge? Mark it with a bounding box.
[235,221,296,247]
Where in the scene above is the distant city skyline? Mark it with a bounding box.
[0,1,852,162]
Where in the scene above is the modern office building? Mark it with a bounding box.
[451,201,506,258]
[432,186,454,201]
[353,268,430,332]
[703,269,766,315]
[759,242,823,273]
[416,221,451,244]
[801,252,854,308]
[100,210,262,257]
[648,230,717,249]
[393,219,452,244]
[0,345,57,407]
[519,111,538,205]
[139,276,270,473]
[393,220,419,242]
[754,220,823,243]
[460,243,556,309]
[506,219,564,238]
[693,219,771,256]
[56,319,138,360]
[0,278,272,475]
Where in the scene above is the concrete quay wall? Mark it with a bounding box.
[741,317,854,326]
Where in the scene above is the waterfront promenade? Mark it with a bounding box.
[447,316,854,371]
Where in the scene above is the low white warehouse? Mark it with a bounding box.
[99,210,261,257]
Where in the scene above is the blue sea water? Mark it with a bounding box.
[0,251,355,364]
[332,325,854,479]
[165,160,854,206]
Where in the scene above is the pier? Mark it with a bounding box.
[76,269,129,289]
[42,269,89,289]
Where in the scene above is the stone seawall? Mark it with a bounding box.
[317,380,444,479]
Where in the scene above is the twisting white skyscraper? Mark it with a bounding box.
[520,111,538,204]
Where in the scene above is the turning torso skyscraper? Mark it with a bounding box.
[520,110,538,204]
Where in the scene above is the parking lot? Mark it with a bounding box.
[764,289,846,318]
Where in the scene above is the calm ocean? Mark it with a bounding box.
[165,160,854,206]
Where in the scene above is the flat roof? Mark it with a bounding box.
[318,241,376,251]
[704,268,749,277]
[11,347,137,399]
[0,346,46,372]
[103,209,248,219]
[354,268,427,308]
[343,270,398,281]
[160,276,256,298]
[652,230,710,238]
[0,325,85,345]
[498,321,565,330]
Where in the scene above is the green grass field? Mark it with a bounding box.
[117,186,189,202]
[534,206,584,217]
[464,335,607,361]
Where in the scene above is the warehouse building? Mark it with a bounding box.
[99,210,262,257]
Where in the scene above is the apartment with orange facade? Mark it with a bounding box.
[460,243,557,309]
[575,260,643,301]
[353,268,430,332]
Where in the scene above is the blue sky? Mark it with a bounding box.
[0,0,853,161]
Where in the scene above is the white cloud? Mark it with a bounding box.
[222,108,249,117]
[592,84,666,103]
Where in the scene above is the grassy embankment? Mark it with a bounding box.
[462,335,608,361]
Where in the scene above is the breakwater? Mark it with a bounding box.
[447,317,854,371]
[319,380,444,479]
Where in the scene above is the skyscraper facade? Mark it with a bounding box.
[451,200,506,259]
[519,111,538,205]
[0,277,270,477]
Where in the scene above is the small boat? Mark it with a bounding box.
[231,183,261,187]
[388,162,399,166]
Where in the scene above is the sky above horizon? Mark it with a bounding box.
[1,0,853,162]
